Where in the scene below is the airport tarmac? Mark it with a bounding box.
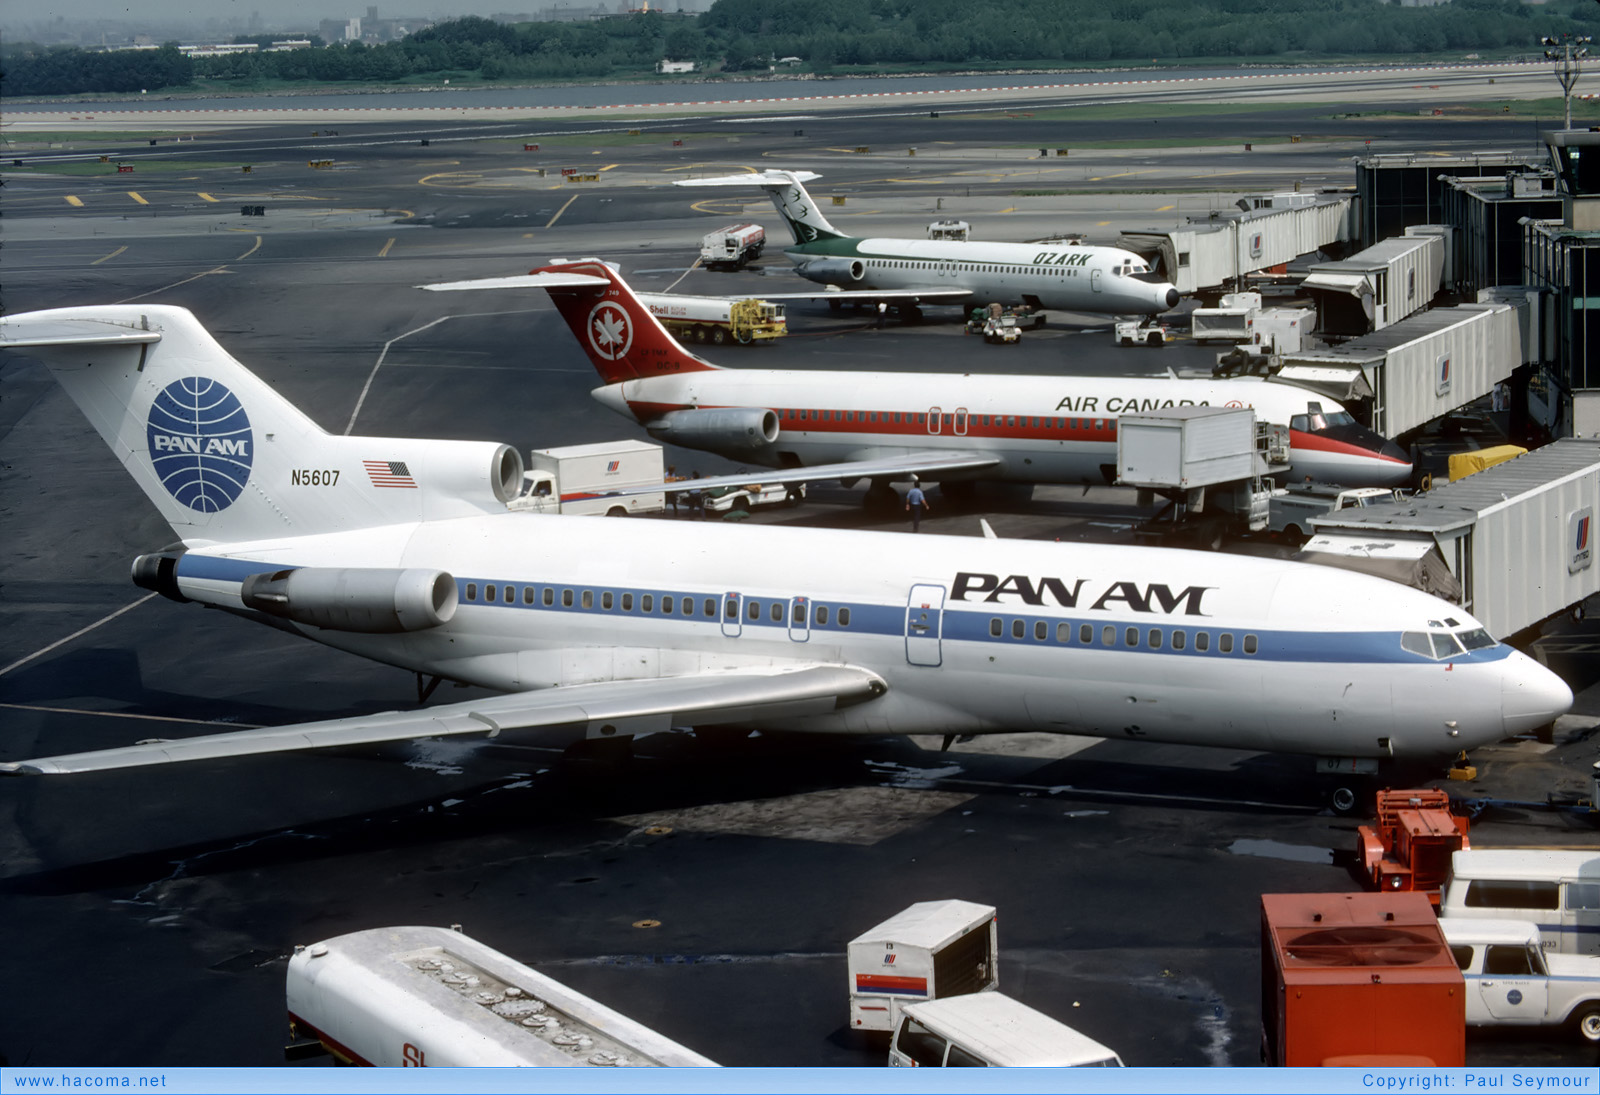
[1,86,1597,1069]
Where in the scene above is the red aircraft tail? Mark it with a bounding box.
[534,259,719,386]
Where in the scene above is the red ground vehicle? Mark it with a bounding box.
[1356,789,1470,905]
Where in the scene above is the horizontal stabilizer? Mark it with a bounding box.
[418,273,611,293]
[673,171,821,188]
[2,664,887,775]
[0,315,164,349]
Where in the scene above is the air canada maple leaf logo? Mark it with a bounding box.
[588,301,632,361]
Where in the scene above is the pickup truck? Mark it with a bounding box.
[1440,918,1600,1043]
[703,480,805,515]
[1269,485,1409,539]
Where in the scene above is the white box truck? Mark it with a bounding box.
[1190,291,1262,343]
[1116,405,1258,491]
[508,440,665,516]
[847,900,998,1033]
[286,925,719,1067]
[1247,306,1315,354]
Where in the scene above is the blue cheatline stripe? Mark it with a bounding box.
[177,555,294,582]
[173,555,1513,669]
[449,575,1516,668]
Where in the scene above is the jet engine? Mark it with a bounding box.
[796,258,866,286]
[647,408,779,454]
[391,440,523,506]
[238,567,458,633]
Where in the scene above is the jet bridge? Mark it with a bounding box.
[1275,303,1523,439]
[1118,193,1353,297]
[1301,438,1600,640]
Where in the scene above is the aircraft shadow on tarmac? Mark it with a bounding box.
[0,721,1330,898]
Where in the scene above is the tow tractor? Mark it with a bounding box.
[1355,788,1470,905]
[1114,319,1169,347]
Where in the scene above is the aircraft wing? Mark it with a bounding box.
[1,665,886,776]
[419,273,611,293]
[757,288,974,306]
[658,452,1002,498]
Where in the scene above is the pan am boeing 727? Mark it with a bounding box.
[0,303,1566,794]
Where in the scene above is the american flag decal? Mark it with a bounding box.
[364,460,417,488]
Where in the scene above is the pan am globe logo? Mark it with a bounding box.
[146,377,253,512]
[588,300,633,361]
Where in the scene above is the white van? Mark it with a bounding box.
[1440,849,1600,955]
[888,992,1124,1068]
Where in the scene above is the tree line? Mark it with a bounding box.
[4,0,1598,97]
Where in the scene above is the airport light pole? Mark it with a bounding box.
[1543,33,1592,130]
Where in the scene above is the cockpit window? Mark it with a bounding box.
[1403,629,1492,659]
[1401,632,1434,659]
[1290,410,1357,432]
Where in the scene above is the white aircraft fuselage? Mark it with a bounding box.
[593,366,1409,488]
[173,516,1550,760]
[785,236,1183,317]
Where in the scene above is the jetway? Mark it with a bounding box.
[1303,234,1444,338]
[1303,438,1600,640]
[1275,303,1520,439]
[1119,193,1353,297]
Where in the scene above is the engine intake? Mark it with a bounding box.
[240,567,458,633]
[647,407,779,455]
[796,257,866,286]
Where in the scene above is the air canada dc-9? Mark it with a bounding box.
[0,303,1568,794]
[423,262,1410,499]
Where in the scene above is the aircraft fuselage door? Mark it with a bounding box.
[722,591,742,638]
[905,584,946,667]
[927,406,942,435]
[953,407,969,436]
[788,596,810,642]
[1091,267,1103,293]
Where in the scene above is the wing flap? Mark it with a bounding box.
[2,665,886,775]
[644,453,1003,499]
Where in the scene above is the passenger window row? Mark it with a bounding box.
[779,408,1110,432]
[987,617,1257,655]
[461,583,851,627]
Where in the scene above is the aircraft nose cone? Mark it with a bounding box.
[1164,287,1181,309]
[1502,653,1573,735]
[1371,437,1413,486]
